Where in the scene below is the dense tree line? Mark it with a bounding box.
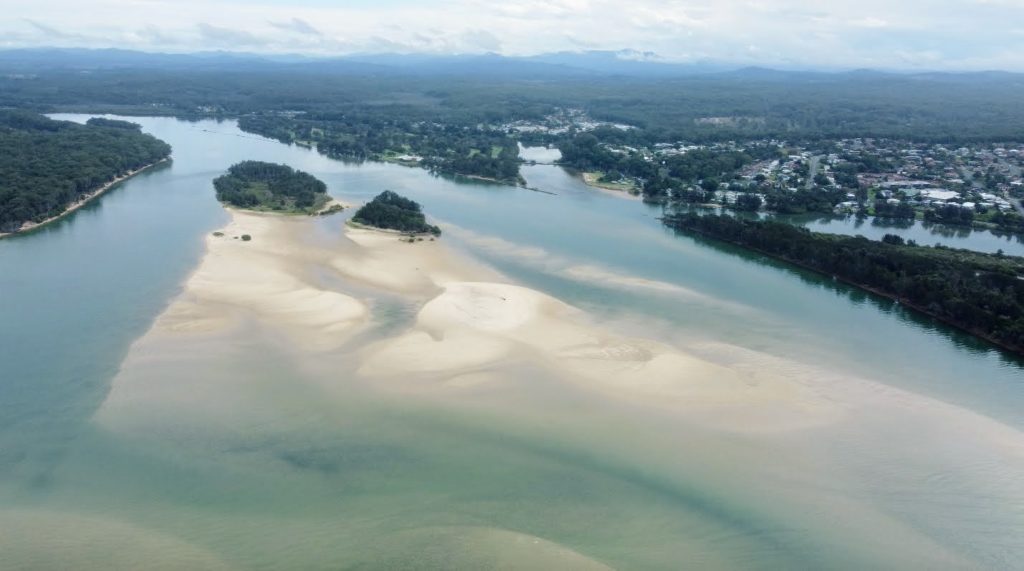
[763,187,847,214]
[873,200,916,220]
[85,117,142,130]
[0,111,171,232]
[989,211,1024,233]
[6,61,1024,226]
[352,190,441,236]
[664,212,1024,354]
[213,161,328,213]
[7,64,1024,197]
[239,113,523,184]
[8,66,1024,142]
[924,204,975,226]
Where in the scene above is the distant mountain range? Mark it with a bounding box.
[342,50,735,77]
[0,48,1020,81]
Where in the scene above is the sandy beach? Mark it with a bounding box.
[100,206,1024,443]
[98,206,852,450]
[90,206,1024,570]
[124,208,824,427]
[148,210,367,347]
[579,172,642,200]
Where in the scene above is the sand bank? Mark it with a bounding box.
[155,210,366,348]
[99,207,832,437]
[329,225,502,296]
[579,171,641,200]
[92,209,1024,570]
[443,224,755,313]
[100,207,1024,446]
[359,280,841,431]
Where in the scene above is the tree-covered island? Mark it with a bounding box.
[664,212,1024,355]
[213,161,332,214]
[352,190,441,236]
[0,111,171,235]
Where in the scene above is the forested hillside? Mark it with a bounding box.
[4,63,1024,142]
[0,111,171,233]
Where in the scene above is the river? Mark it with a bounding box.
[0,116,1021,570]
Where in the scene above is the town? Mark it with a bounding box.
[555,131,1024,234]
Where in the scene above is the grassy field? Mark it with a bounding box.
[582,171,640,195]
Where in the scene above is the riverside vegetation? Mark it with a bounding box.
[213,161,330,214]
[9,52,1024,190]
[239,113,524,186]
[665,212,1024,354]
[0,111,171,233]
[352,190,441,236]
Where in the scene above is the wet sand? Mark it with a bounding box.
[76,209,1024,569]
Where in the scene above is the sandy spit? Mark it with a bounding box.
[146,209,368,349]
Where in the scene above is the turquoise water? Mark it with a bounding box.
[0,116,1021,569]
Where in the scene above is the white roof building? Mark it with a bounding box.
[919,189,960,201]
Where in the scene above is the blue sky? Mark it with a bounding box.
[4,0,1024,70]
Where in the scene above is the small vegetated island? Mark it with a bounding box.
[0,111,171,235]
[665,212,1024,355]
[213,161,333,214]
[352,190,441,236]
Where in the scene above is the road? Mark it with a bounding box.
[805,155,823,189]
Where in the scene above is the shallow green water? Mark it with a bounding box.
[1,116,1022,569]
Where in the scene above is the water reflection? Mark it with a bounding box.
[672,228,1024,368]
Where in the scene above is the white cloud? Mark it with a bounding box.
[2,0,1024,70]
[269,18,323,37]
[196,23,266,48]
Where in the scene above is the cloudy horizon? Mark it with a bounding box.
[4,0,1024,71]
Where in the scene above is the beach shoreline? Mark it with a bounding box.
[87,205,1024,570]
[0,157,170,240]
[576,171,642,200]
[102,207,845,432]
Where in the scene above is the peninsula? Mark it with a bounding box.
[665,212,1024,355]
[0,111,172,237]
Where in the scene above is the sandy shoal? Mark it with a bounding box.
[358,280,840,431]
[100,207,835,435]
[99,207,1024,446]
[154,210,367,349]
[88,206,1024,570]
